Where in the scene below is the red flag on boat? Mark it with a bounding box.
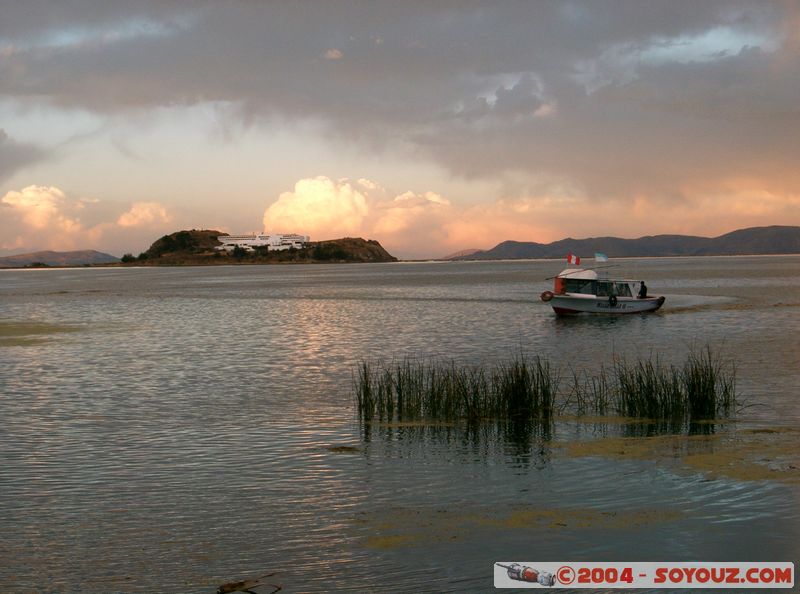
[567,252,581,265]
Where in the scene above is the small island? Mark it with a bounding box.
[120,229,397,265]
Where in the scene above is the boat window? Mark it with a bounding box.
[614,282,632,297]
[597,281,633,297]
[564,279,595,294]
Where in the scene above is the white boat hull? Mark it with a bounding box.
[548,294,665,315]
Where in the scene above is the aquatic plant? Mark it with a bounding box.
[605,348,735,422]
[683,347,736,418]
[353,355,557,423]
[564,364,613,416]
[354,348,736,426]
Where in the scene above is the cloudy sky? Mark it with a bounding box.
[1,1,799,258]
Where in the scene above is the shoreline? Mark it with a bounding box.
[3,251,800,270]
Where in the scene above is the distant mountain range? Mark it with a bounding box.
[440,248,483,260]
[0,250,119,268]
[448,226,800,260]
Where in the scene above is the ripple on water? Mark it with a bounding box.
[1,260,800,591]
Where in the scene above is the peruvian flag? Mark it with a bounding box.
[567,252,581,265]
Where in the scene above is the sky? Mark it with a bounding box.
[1,1,799,259]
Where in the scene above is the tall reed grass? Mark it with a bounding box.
[570,347,736,421]
[354,355,557,423]
[354,348,736,425]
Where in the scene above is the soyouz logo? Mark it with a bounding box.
[494,562,795,589]
[495,564,556,587]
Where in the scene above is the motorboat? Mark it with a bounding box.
[540,268,665,315]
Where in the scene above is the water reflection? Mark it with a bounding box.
[360,418,554,469]
[619,419,721,437]
[2,259,800,592]
[358,414,725,475]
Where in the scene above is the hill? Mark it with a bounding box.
[139,229,224,259]
[310,237,398,262]
[0,250,119,268]
[440,248,483,260]
[454,226,800,260]
[131,230,397,264]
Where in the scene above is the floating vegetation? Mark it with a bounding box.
[562,427,800,484]
[325,445,361,454]
[217,572,281,594]
[353,348,736,428]
[0,320,82,346]
[355,504,686,550]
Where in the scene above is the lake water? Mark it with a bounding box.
[1,257,799,593]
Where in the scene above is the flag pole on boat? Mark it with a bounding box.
[544,252,619,279]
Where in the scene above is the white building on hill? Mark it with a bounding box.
[216,233,310,251]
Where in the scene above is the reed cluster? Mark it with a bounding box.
[354,356,557,423]
[354,348,735,425]
[570,347,736,421]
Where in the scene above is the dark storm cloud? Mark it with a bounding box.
[0,129,45,183]
[0,1,187,41]
[0,0,795,198]
[0,1,774,113]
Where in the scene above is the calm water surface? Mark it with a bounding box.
[1,257,799,593]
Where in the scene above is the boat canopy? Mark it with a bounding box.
[557,268,598,280]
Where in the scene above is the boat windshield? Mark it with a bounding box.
[564,278,595,294]
[597,281,632,297]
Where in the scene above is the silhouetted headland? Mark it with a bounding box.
[121,229,397,265]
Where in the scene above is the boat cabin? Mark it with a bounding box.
[543,268,663,314]
[555,269,645,299]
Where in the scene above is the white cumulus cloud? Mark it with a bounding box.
[117,201,172,227]
[262,177,458,257]
[263,176,369,238]
[1,185,173,254]
[1,185,80,231]
[373,191,450,235]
